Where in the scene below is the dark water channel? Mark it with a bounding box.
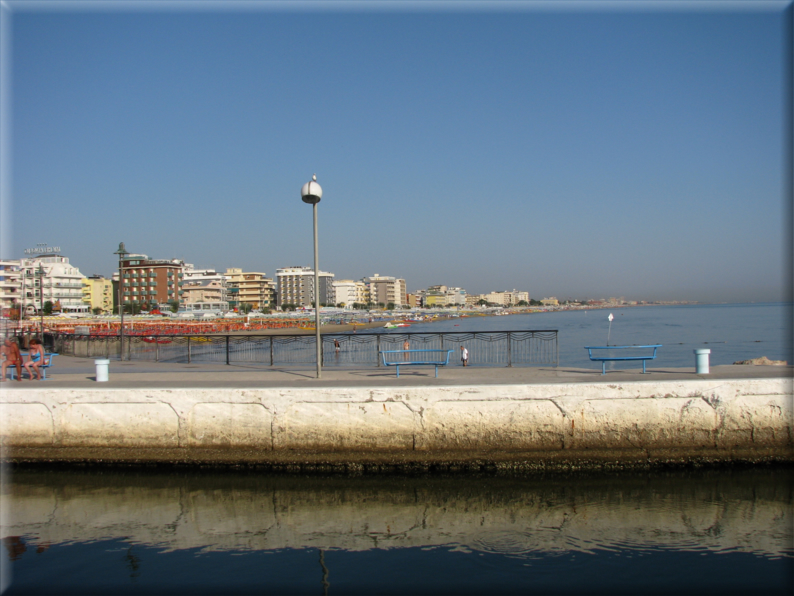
[2,466,792,595]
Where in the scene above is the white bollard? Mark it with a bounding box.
[694,349,710,374]
[95,358,110,382]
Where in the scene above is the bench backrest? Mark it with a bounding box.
[380,349,454,365]
[585,345,661,358]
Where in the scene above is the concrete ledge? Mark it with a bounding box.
[2,378,791,466]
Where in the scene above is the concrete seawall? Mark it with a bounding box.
[2,377,792,468]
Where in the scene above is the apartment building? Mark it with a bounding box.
[182,266,229,307]
[82,276,114,314]
[15,252,88,314]
[332,279,369,308]
[363,274,406,308]
[416,285,466,308]
[0,260,21,310]
[225,268,276,310]
[115,254,185,306]
[483,290,529,306]
[276,266,335,308]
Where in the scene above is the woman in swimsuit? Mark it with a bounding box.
[24,338,46,381]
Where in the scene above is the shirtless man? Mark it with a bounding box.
[1,338,23,381]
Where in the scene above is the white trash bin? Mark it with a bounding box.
[694,349,710,374]
[95,358,110,382]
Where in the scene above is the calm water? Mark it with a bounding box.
[402,302,792,369]
[2,467,792,595]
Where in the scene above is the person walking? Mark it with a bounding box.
[460,345,469,367]
[1,338,23,381]
[334,338,341,353]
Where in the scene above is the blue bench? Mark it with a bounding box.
[584,345,661,375]
[380,349,454,378]
[8,353,59,380]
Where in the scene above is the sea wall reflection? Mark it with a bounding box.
[3,468,792,559]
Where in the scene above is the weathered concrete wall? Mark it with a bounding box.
[1,378,791,465]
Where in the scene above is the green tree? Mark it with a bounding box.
[529,299,543,306]
[477,299,488,306]
[92,307,103,315]
[240,303,254,315]
[168,299,180,313]
[386,302,395,310]
[517,300,528,306]
[42,301,54,316]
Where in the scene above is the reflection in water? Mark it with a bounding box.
[2,466,792,593]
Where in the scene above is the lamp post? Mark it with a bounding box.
[114,243,129,360]
[301,175,323,379]
[38,263,44,339]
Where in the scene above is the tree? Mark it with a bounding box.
[477,299,488,306]
[92,307,103,316]
[517,300,528,306]
[240,303,253,315]
[529,299,543,306]
[386,302,395,310]
[281,304,297,312]
[43,301,54,316]
[168,299,180,313]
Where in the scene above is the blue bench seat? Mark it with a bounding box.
[8,353,59,380]
[380,349,454,378]
[584,345,661,375]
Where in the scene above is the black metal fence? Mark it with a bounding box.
[46,330,559,368]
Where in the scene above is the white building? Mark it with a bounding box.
[15,250,89,314]
[182,265,229,306]
[332,279,368,308]
[0,260,21,311]
[276,266,335,308]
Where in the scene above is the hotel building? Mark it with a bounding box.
[332,279,369,308]
[82,276,114,314]
[225,268,276,311]
[276,266,335,308]
[15,251,88,314]
[114,254,185,307]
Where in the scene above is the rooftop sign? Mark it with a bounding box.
[24,244,60,255]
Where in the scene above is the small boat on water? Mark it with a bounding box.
[384,322,411,329]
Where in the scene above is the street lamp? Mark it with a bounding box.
[114,242,129,360]
[38,263,44,339]
[301,175,323,379]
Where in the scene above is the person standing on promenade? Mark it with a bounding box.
[1,338,23,381]
[460,345,469,366]
[24,338,46,381]
[334,338,341,353]
[403,339,410,361]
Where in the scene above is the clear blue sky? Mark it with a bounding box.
[4,1,790,302]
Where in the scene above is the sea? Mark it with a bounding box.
[2,302,792,595]
[397,302,793,369]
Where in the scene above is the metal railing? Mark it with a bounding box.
[46,330,559,368]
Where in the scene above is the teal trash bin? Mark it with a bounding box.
[694,349,710,374]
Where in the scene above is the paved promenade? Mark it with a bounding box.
[1,354,790,389]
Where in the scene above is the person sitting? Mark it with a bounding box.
[23,338,47,381]
[1,338,23,381]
